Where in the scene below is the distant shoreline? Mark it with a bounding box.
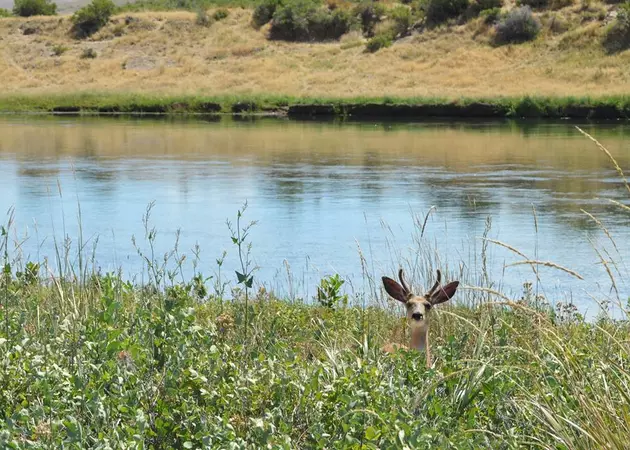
[1,94,629,119]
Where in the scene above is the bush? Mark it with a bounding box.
[480,6,501,23]
[420,0,470,25]
[494,5,540,44]
[354,0,387,36]
[52,44,68,55]
[72,0,115,37]
[365,31,393,51]
[270,0,316,39]
[12,0,57,16]
[603,1,630,52]
[213,7,229,20]
[81,47,97,58]
[389,5,414,36]
[270,0,356,41]
[0,7,11,17]
[253,0,282,27]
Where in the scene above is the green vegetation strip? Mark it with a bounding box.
[1,270,630,447]
[1,93,629,119]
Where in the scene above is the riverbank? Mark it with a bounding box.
[1,4,629,118]
[1,92,630,118]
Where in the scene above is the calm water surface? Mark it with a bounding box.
[0,116,628,316]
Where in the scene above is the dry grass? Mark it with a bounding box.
[0,4,629,98]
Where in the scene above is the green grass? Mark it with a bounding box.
[1,245,630,447]
[0,92,629,118]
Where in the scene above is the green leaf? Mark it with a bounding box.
[365,426,380,440]
[236,271,247,283]
[183,442,194,449]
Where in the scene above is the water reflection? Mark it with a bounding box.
[0,115,628,313]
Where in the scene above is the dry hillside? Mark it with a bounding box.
[0,4,629,99]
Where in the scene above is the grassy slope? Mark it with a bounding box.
[0,3,629,107]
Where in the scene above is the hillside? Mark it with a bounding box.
[0,2,629,102]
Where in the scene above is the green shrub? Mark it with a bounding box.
[419,0,469,25]
[354,0,387,36]
[270,0,356,41]
[310,7,356,39]
[12,0,57,16]
[494,5,540,44]
[390,5,414,36]
[81,47,98,58]
[603,1,630,52]
[316,274,348,309]
[72,0,116,37]
[270,0,316,39]
[213,7,229,20]
[253,0,282,27]
[0,7,11,17]
[365,31,393,51]
[52,44,68,55]
[480,6,501,23]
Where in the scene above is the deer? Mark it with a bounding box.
[381,268,459,368]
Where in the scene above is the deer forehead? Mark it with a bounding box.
[406,297,431,312]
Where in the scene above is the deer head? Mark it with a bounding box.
[381,269,459,366]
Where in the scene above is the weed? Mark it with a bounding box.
[316,274,348,309]
[0,8,11,17]
[226,201,258,338]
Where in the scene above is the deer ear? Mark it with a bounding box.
[430,281,459,305]
[382,277,408,303]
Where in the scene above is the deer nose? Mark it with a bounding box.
[412,312,423,321]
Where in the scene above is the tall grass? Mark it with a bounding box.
[0,129,628,448]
